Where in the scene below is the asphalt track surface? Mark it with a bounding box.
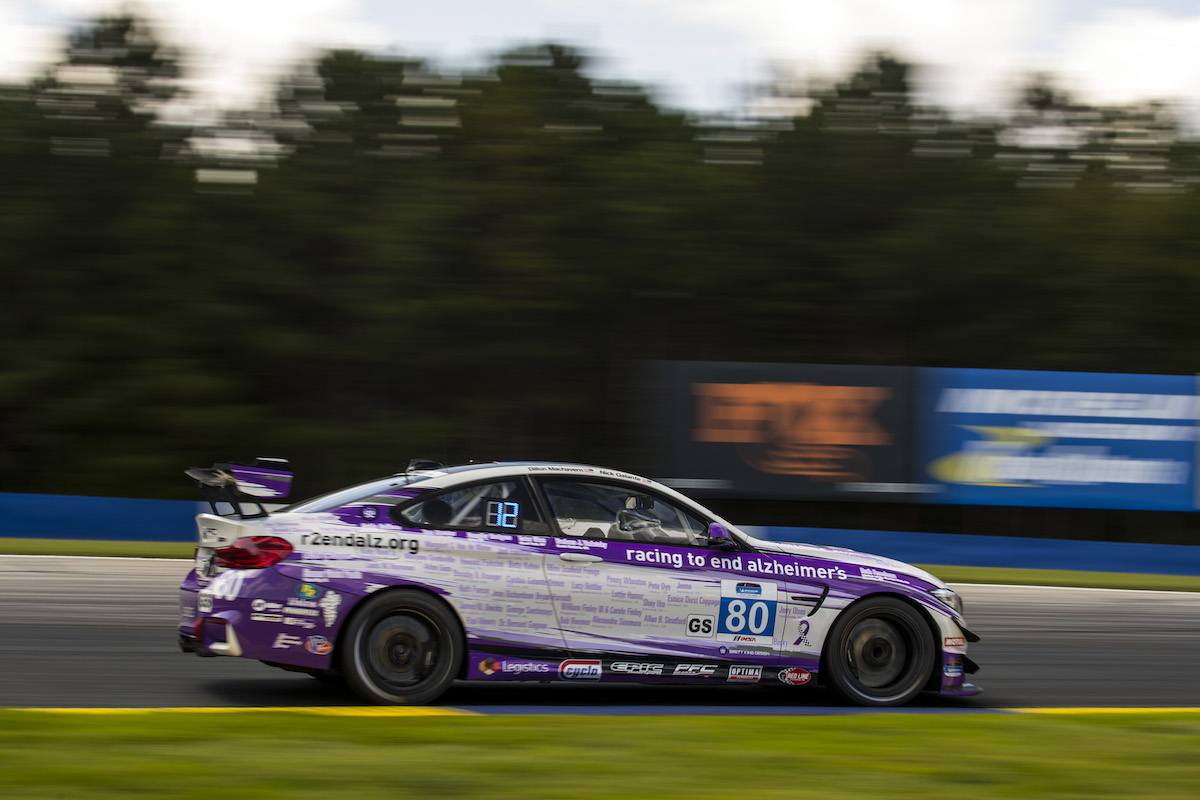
[3,555,1199,713]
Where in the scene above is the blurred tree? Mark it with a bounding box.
[6,25,1200,500]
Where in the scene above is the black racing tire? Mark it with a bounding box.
[340,589,464,705]
[823,596,936,707]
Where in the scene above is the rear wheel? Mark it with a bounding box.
[341,590,463,705]
[824,596,935,707]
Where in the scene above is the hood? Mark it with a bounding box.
[746,535,945,589]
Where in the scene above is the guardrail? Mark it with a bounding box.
[3,492,1198,575]
[0,493,203,542]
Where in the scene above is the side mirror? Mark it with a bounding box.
[707,523,737,550]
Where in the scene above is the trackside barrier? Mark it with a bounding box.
[763,526,1200,578]
[0,493,203,542]
[2,493,1199,576]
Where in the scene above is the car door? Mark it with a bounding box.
[535,478,787,681]
[383,478,568,668]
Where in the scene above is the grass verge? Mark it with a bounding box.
[916,564,1200,593]
[2,711,1199,799]
[3,538,1199,592]
[0,537,194,559]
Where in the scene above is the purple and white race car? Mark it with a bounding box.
[178,458,980,706]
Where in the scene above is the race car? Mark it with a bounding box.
[178,458,980,706]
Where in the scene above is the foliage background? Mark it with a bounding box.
[4,17,1200,523]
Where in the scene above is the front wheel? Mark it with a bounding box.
[340,589,464,705]
[823,596,935,707]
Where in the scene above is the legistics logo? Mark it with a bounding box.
[691,382,891,480]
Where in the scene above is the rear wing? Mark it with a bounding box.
[185,457,292,518]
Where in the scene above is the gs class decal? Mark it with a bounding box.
[716,580,778,645]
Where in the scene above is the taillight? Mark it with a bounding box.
[214,536,293,569]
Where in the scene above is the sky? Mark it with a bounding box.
[6,0,1200,124]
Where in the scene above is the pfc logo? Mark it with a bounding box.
[686,614,715,638]
[673,664,718,677]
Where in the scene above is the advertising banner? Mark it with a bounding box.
[650,361,917,501]
[918,368,1199,510]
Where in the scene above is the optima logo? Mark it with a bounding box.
[728,665,762,683]
[559,660,602,680]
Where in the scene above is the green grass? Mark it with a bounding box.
[916,564,1200,593]
[1,711,1198,799]
[3,538,1200,592]
[0,537,195,559]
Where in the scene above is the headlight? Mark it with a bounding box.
[930,587,964,617]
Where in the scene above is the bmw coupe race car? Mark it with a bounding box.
[178,459,980,707]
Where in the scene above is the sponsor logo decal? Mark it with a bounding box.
[300,532,420,554]
[555,538,608,551]
[611,662,665,676]
[318,591,342,626]
[718,645,767,656]
[250,613,283,623]
[778,667,813,686]
[944,636,966,648]
[296,583,323,599]
[944,661,964,678]
[559,660,602,680]
[197,592,214,613]
[272,633,303,649]
[480,658,551,675]
[860,567,906,584]
[300,568,363,583]
[672,664,718,677]
[728,665,762,683]
[251,599,282,613]
[686,614,715,638]
[306,635,333,655]
[734,582,762,597]
[361,505,379,521]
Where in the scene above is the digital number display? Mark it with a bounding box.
[485,500,520,529]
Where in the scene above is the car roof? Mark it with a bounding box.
[406,461,658,487]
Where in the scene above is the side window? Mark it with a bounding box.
[392,480,548,535]
[540,480,707,545]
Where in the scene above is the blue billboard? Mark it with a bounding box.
[918,368,1199,510]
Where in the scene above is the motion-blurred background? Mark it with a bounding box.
[4,2,1200,544]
